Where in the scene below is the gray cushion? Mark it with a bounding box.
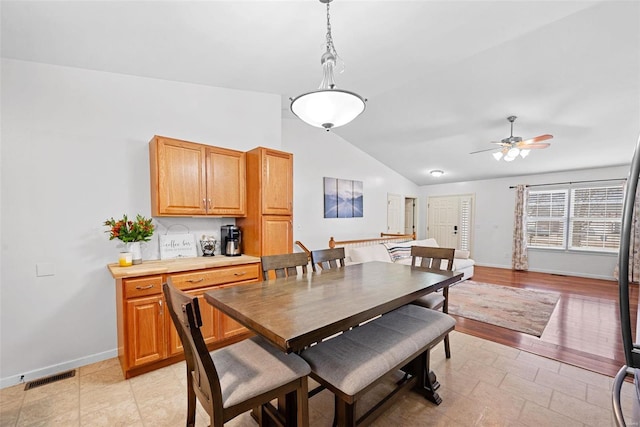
[301,305,455,396]
[412,293,445,309]
[212,336,310,408]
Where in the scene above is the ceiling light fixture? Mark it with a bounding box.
[430,170,444,177]
[494,146,532,162]
[290,0,366,131]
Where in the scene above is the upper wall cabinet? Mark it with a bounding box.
[258,148,293,215]
[149,136,246,217]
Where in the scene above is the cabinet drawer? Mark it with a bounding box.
[124,276,164,299]
[169,264,260,290]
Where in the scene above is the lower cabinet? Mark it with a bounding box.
[116,262,259,378]
[126,294,165,367]
[167,286,220,357]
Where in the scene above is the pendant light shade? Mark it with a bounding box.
[290,89,366,130]
[290,0,365,131]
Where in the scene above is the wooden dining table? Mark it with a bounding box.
[204,261,463,353]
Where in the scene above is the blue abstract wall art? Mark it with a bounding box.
[324,177,363,218]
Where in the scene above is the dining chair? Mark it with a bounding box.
[163,279,310,427]
[310,247,345,272]
[410,246,456,358]
[261,252,309,280]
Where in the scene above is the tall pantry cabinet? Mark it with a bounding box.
[237,147,293,257]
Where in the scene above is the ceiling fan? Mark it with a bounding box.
[470,116,553,161]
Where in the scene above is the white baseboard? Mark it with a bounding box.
[0,348,117,390]
[474,263,616,281]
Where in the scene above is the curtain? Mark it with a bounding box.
[615,182,640,284]
[512,184,529,271]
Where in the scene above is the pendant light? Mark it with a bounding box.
[290,0,366,131]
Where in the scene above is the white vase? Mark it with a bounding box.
[127,242,143,265]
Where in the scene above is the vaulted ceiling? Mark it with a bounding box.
[2,1,638,185]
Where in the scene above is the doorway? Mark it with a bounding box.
[404,197,417,236]
[427,194,474,253]
[387,194,418,236]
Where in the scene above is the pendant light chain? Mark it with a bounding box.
[325,2,338,58]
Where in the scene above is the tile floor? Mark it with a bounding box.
[1,331,639,426]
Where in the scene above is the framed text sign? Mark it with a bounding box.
[159,233,198,260]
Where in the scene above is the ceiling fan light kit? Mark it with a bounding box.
[471,116,553,162]
[290,0,366,131]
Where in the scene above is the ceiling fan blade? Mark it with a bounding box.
[516,142,550,149]
[469,147,500,154]
[522,134,553,144]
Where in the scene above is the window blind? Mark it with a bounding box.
[569,186,623,251]
[459,198,471,251]
[525,184,624,252]
[526,190,568,249]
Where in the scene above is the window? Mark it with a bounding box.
[526,185,623,252]
[527,190,568,249]
[459,197,472,251]
[569,186,623,251]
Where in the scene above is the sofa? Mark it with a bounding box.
[343,238,474,281]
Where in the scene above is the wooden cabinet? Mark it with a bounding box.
[167,286,219,357]
[113,259,260,378]
[261,149,293,215]
[237,147,294,257]
[149,135,246,217]
[262,216,293,256]
[126,294,165,367]
[206,146,246,216]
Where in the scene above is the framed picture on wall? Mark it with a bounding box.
[324,177,363,218]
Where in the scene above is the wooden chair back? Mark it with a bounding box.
[310,247,346,272]
[261,252,309,280]
[163,279,223,425]
[410,246,455,271]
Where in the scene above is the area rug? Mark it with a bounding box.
[447,281,560,337]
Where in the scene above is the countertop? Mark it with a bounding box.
[107,255,261,279]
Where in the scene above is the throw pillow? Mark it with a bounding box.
[383,243,412,262]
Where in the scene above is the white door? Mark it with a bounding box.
[427,194,474,253]
[387,193,403,234]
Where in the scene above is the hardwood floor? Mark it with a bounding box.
[455,265,638,377]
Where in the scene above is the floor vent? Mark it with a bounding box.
[24,369,76,391]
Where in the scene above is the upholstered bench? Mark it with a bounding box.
[301,304,455,427]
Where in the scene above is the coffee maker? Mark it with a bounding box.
[220,225,242,256]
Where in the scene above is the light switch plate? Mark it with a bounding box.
[36,263,55,277]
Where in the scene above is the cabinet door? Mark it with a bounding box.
[167,287,219,357]
[126,295,165,367]
[262,216,293,256]
[262,149,293,215]
[206,147,246,216]
[153,137,207,215]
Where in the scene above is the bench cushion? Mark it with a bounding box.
[301,305,455,396]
